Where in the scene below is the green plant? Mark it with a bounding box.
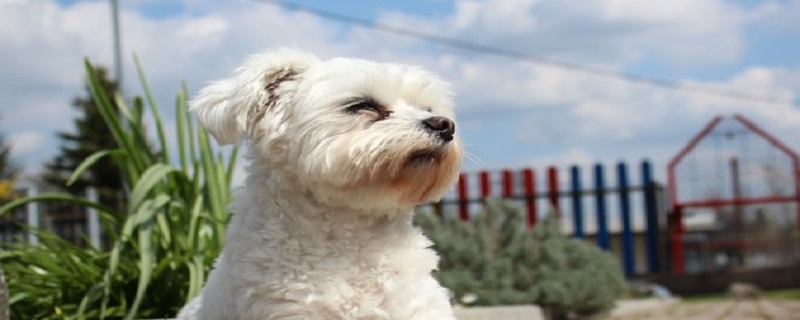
[415,199,539,306]
[0,229,136,319]
[44,66,131,213]
[0,57,238,319]
[418,201,624,319]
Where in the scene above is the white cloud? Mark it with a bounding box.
[383,0,750,67]
[683,67,800,130]
[1,0,798,184]
[750,0,800,30]
[8,131,45,156]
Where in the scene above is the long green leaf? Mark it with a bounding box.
[176,88,189,171]
[187,195,204,251]
[118,94,156,170]
[84,59,144,173]
[114,92,134,121]
[0,194,115,218]
[78,281,106,317]
[226,146,240,186]
[128,164,177,213]
[182,82,198,166]
[67,149,121,186]
[126,196,170,319]
[186,255,204,301]
[134,53,170,164]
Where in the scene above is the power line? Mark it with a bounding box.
[254,0,794,107]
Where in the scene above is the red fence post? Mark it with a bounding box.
[502,169,514,198]
[458,173,469,221]
[547,166,560,214]
[670,206,685,274]
[479,171,491,199]
[667,116,722,275]
[794,165,800,248]
[523,168,537,228]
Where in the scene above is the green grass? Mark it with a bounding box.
[683,289,800,303]
[762,289,800,300]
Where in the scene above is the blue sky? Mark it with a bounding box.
[2,0,799,192]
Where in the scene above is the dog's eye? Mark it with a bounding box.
[345,99,392,120]
[346,101,381,113]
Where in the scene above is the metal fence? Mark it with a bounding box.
[0,187,102,248]
[428,160,669,276]
[4,158,798,277]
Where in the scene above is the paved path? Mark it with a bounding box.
[454,299,800,320]
[607,299,800,320]
[453,299,680,320]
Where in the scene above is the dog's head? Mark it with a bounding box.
[191,49,463,210]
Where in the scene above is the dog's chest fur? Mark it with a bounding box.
[195,172,453,320]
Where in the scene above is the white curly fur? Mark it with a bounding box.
[176,49,463,320]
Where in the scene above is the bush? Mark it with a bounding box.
[417,200,624,320]
[531,214,625,320]
[0,57,238,319]
[416,199,539,306]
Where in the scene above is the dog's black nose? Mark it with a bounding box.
[422,116,455,142]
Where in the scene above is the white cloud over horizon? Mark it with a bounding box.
[1,0,799,186]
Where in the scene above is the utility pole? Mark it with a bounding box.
[110,0,122,91]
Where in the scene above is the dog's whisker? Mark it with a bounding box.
[464,152,484,166]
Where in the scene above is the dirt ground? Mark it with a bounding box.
[607,299,800,320]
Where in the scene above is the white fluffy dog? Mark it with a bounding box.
[177,49,463,320]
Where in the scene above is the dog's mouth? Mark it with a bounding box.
[406,148,444,166]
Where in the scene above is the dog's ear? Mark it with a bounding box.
[190,49,319,145]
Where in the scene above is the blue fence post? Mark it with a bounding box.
[570,165,584,238]
[594,164,609,250]
[617,162,635,276]
[642,160,660,273]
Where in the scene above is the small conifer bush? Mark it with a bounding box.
[416,199,539,306]
[416,200,625,320]
[530,213,625,319]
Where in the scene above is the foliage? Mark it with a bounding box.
[0,230,135,319]
[531,214,625,320]
[0,57,238,319]
[0,133,19,201]
[0,134,17,181]
[415,199,539,306]
[44,66,130,212]
[418,201,624,319]
[0,180,14,202]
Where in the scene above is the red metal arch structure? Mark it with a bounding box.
[667,114,800,274]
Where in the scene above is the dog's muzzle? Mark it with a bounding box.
[422,116,455,142]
